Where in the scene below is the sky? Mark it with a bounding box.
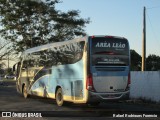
[55,0,160,56]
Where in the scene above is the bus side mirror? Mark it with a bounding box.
[13,64,17,72]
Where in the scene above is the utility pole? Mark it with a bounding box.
[141,6,146,71]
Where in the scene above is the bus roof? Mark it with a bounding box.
[89,35,127,40]
[24,35,128,54]
[24,37,87,54]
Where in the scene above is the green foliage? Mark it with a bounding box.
[130,49,141,71]
[0,39,13,61]
[130,49,160,71]
[146,54,160,71]
[0,0,90,52]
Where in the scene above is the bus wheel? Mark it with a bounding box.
[23,85,28,99]
[56,88,63,106]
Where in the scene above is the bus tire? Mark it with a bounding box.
[56,88,64,106]
[22,84,29,99]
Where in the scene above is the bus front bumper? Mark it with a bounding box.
[87,91,130,102]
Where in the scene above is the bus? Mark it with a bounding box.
[13,35,130,106]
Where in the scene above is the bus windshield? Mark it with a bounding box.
[91,37,129,66]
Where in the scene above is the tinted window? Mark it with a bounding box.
[91,37,129,66]
[25,41,85,67]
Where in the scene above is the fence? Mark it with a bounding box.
[130,71,160,102]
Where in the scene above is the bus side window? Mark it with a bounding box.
[22,61,28,70]
[13,62,21,78]
[13,64,17,73]
[17,62,21,77]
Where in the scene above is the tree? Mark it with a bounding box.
[0,0,90,53]
[0,62,5,75]
[146,54,160,71]
[0,35,18,68]
[130,49,141,71]
[0,38,13,61]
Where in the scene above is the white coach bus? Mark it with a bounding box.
[13,35,130,106]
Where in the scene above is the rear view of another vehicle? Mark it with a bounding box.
[87,35,130,103]
[4,74,15,79]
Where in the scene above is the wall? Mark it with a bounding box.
[130,71,160,102]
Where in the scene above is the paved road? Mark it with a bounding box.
[0,80,160,120]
